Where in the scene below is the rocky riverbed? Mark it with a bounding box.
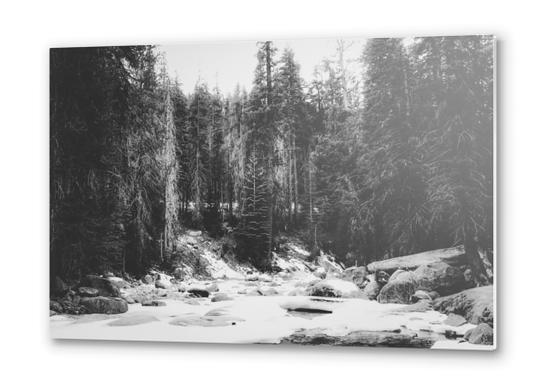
[50,231,495,350]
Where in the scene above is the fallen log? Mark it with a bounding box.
[367,246,466,274]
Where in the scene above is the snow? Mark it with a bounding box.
[199,249,244,279]
[289,244,310,257]
[50,236,491,350]
[51,276,483,349]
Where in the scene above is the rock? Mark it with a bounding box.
[173,267,185,280]
[389,269,407,281]
[412,262,467,295]
[363,280,381,300]
[206,283,219,292]
[341,266,368,288]
[433,285,494,326]
[104,272,115,278]
[53,276,69,295]
[280,299,334,314]
[107,276,130,289]
[141,300,166,307]
[142,275,154,285]
[211,293,233,302]
[79,296,128,314]
[187,288,210,298]
[306,279,364,298]
[411,290,433,303]
[377,279,417,304]
[465,323,493,345]
[49,310,57,316]
[367,246,467,274]
[281,328,435,348]
[78,287,99,297]
[443,313,467,327]
[50,300,63,313]
[463,268,474,286]
[83,275,120,297]
[155,279,171,289]
[375,270,390,285]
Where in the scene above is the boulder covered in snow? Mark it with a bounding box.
[377,279,417,304]
[433,285,494,327]
[211,293,233,302]
[412,262,468,295]
[367,246,467,274]
[306,279,364,298]
[155,279,172,289]
[79,296,128,314]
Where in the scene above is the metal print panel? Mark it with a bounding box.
[50,35,496,350]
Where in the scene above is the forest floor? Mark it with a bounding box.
[50,231,493,350]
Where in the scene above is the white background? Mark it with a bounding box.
[0,0,538,382]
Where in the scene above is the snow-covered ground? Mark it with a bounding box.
[50,234,492,350]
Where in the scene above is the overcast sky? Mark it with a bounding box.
[159,37,366,96]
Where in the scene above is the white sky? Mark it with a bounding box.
[159,37,366,96]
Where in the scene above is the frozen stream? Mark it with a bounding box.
[50,276,491,350]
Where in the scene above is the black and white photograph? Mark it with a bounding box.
[49,35,495,349]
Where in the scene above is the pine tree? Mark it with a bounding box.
[412,36,494,282]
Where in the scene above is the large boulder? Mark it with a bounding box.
[306,279,364,298]
[367,246,467,274]
[465,323,493,345]
[389,270,416,283]
[79,296,128,314]
[433,285,494,327]
[412,262,468,295]
[377,279,417,304]
[83,275,120,297]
